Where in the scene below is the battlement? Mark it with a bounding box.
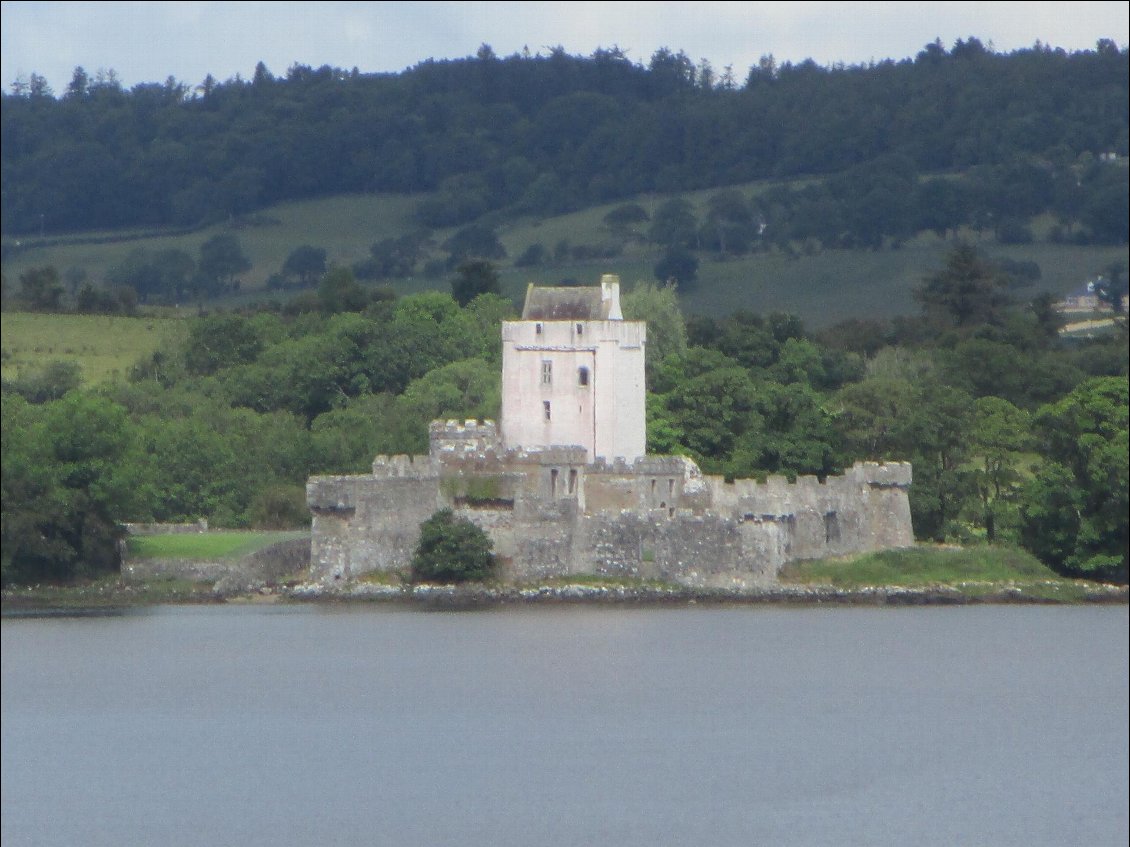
[427,440,589,472]
[371,454,437,478]
[306,476,361,512]
[509,445,590,465]
[588,454,701,477]
[848,461,913,488]
[429,419,503,456]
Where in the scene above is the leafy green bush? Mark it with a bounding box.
[410,509,496,584]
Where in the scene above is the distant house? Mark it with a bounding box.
[1059,279,1103,313]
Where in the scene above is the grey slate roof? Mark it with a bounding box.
[521,285,608,320]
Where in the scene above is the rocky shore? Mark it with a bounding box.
[4,576,1126,613]
[288,579,1130,607]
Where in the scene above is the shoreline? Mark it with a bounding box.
[3,577,1127,614]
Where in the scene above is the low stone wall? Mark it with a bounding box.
[122,557,231,582]
[122,519,208,535]
[123,536,312,595]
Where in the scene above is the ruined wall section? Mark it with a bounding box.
[572,460,912,585]
[426,423,589,581]
[307,457,442,582]
[704,461,913,561]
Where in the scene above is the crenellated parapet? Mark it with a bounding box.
[306,476,362,513]
[511,445,590,466]
[847,461,913,489]
[588,454,700,476]
[370,454,437,478]
[429,419,503,456]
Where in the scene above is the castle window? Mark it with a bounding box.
[550,468,559,497]
[824,512,841,543]
[543,401,551,421]
[568,469,577,494]
[535,322,543,335]
[578,366,589,386]
[576,323,584,335]
[541,360,552,384]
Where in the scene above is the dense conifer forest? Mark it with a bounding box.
[3,39,1128,238]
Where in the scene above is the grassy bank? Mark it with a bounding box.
[1,576,218,611]
[126,530,309,561]
[778,544,1103,601]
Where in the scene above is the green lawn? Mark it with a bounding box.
[780,544,1057,586]
[777,544,1102,599]
[126,531,309,561]
[1,311,187,384]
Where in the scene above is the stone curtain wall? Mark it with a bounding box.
[307,424,913,586]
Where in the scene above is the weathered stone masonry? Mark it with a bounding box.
[307,420,913,586]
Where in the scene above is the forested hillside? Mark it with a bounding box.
[2,39,1127,589]
[3,38,1128,238]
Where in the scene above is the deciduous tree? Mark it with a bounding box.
[450,259,501,307]
[282,245,327,288]
[197,233,251,293]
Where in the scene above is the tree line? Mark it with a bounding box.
[3,38,1127,236]
[2,246,1126,586]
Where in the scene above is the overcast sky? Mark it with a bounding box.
[3,1,1128,95]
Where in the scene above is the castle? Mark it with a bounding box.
[306,275,912,586]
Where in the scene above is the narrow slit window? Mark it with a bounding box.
[541,360,552,384]
[535,322,543,335]
[568,469,577,494]
[550,468,559,497]
[576,323,584,335]
[543,400,551,421]
[578,366,589,386]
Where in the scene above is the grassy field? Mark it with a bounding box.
[4,182,1127,328]
[1,193,423,293]
[1,311,188,384]
[126,531,310,561]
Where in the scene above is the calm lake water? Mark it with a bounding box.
[2,604,1127,847]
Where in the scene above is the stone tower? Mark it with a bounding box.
[500,274,646,462]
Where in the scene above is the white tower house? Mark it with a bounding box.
[500,275,646,462]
